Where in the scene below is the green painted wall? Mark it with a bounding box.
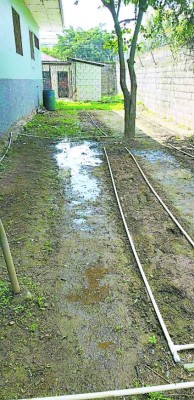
[0,0,42,80]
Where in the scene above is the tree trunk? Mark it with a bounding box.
[101,0,146,139]
[124,91,132,137]
[126,0,147,138]
[108,4,134,138]
[126,60,137,138]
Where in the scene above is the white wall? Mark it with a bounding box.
[0,0,42,80]
[0,0,42,136]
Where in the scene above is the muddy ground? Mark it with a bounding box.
[0,108,194,400]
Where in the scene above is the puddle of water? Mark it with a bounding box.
[55,141,102,201]
[55,140,103,232]
[133,149,177,165]
[132,149,194,224]
[66,267,109,305]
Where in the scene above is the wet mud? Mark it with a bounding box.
[0,110,194,400]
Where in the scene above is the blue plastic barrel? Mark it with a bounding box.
[43,89,56,111]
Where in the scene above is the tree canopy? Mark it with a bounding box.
[41,26,118,62]
[139,4,194,53]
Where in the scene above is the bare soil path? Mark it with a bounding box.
[0,108,194,400]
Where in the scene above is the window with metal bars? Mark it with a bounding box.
[29,30,35,60]
[12,7,23,55]
[34,34,39,50]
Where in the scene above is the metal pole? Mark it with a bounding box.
[0,218,20,294]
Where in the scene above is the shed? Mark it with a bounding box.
[42,54,71,98]
[68,58,104,102]
[41,54,104,101]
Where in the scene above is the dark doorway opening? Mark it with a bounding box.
[42,71,51,90]
[58,71,69,97]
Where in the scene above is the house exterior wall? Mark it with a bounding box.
[42,64,70,98]
[72,62,102,101]
[135,45,194,130]
[0,0,42,136]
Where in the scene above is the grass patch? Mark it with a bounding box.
[23,109,83,138]
[22,96,124,139]
[56,95,124,112]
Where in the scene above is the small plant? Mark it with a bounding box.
[149,335,157,345]
[43,239,53,254]
[113,324,123,332]
[116,347,123,355]
[0,280,11,307]
[148,392,172,399]
[29,323,37,333]
[37,296,45,309]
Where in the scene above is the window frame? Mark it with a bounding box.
[29,30,35,60]
[34,35,40,50]
[12,7,23,56]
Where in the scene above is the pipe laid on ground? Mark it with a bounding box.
[15,381,194,400]
[85,112,108,137]
[176,344,194,351]
[125,147,194,248]
[0,219,20,294]
[0,132,13,162]
[167,143,194,159]
[103,147,180,362]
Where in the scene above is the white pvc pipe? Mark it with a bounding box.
[125,147,194,248]
[103,148,180,363]
[86,112,108,137]
[176,344,194,351]
[167,143,194,159]
[0,132,13,162]
[15,381,194,400]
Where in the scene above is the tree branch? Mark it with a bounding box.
[119,18,137,24]
[128,0,147,64]
[117,0,121,17]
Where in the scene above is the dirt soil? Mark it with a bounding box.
[0,109,194,400]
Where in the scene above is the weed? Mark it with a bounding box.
[37,296,45,309]
[29,323,37,333]
[116,348,123,355]
[77,347,83,356]
[148,392,172,399]
[11,304,25,314]
[149,335,157,345]
[113,324,123,332]
[0,280,12,307]
[43,240,53,254]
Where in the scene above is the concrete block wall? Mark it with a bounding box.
[135,45,194,130]
[74,62,101,101]
[101,63,117,96]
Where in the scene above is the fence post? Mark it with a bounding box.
[0,219,20,294]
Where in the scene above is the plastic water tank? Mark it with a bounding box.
[43,89,56,111]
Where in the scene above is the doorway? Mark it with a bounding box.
[58,71,69,97]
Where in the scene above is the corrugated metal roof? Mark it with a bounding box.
[67,57,105,67]
[41,53,61,62]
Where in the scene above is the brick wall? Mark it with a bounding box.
[135,45,194,130]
